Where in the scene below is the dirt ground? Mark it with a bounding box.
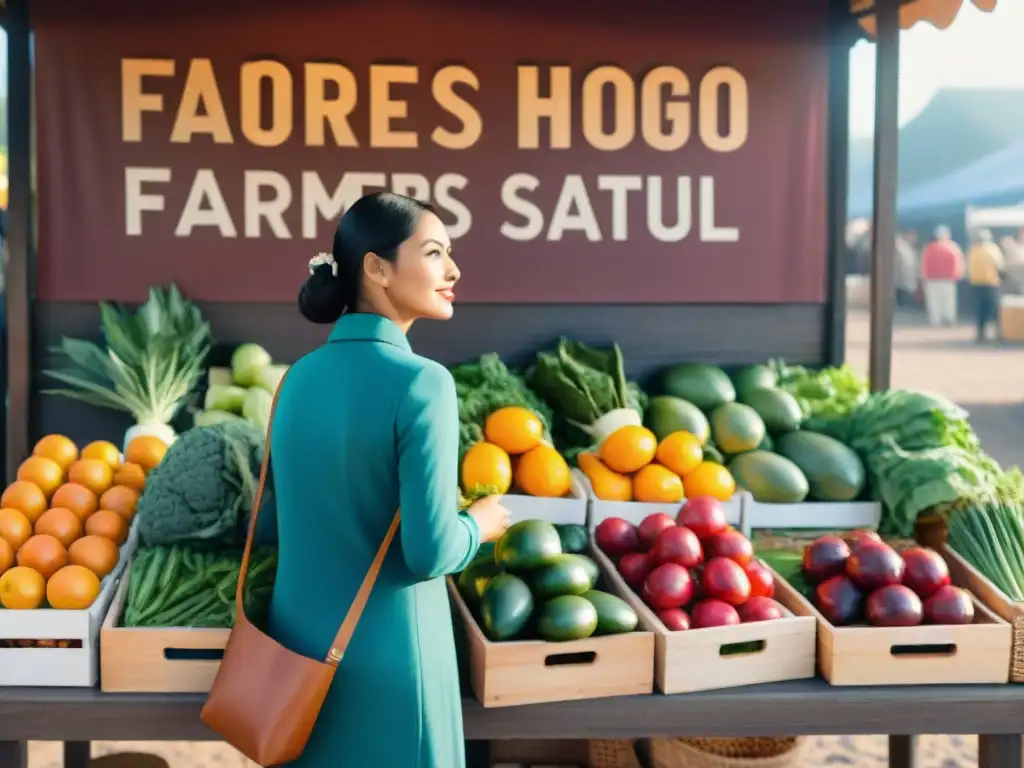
[26,306,1023,767]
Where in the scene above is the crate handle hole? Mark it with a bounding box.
[890,643,957,657]
[544,651,597,667]
[163,648,226,662]
[719,639,766,657]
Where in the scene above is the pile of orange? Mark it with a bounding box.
[578,427,737,504]
[0,433,166,611]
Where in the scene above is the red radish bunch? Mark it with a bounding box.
[802,534,973,628]
[595,497,786,632]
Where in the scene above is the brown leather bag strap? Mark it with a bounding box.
[236,369,402,666]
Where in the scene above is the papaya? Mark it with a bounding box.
[577,452,632,502]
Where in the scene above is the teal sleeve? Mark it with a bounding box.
[396,362,481,579]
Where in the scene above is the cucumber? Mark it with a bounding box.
[581,590,638,635]
[537,595,599,642]
[530,555,594,599]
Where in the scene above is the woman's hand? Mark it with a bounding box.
[467,495,512,543]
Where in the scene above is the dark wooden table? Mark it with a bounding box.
[0,680,1022,767]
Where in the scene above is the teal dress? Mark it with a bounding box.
[261,313,480,768]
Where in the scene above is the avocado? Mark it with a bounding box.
[645,396,711,443]
[733,364,778,399]
[457,558,502,608]
[555,523,589,554]
[729,450,809,504]
[479,573,534,641]
[582,590,639,635]
[495,520,563,569]
[537,595,599,642]
[776,431,866,502]
[530,554,596,599]
[740,387,804,434]
[662,364,736,413]
[710,402,766,455]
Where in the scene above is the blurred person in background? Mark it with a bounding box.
[967,228,1005,342]
[895,231,919,308]
[920,225,964,327]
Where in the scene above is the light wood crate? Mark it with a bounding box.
[590,544,816,694]
[939,544,1024,682]
[777,569,1011,686]
[450,546,655,708]
[100,561,229,693]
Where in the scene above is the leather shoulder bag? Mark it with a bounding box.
[201,374,400,766]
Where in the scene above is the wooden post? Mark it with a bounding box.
[867,0,901,392]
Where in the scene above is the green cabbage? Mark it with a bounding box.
[137,420,268,549]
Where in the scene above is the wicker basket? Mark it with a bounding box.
[648,737,804,768]
[588,739,643,768]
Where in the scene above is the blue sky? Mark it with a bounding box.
[0,3,1020,138]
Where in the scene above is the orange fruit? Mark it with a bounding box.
[46,564,101,610]
[515,444,572,498]
[51,483,99,521]
[67,459,115,497]
[32,434,79,474]
[0,508,33,551]
[68,535,120,579]
[99,485,139,521]
[16,456,66,499]
[17,534,68,580]
[81,440,122,468]
[600,425,658,474]
[1,481,49,524]
[112,462,147,493]
[655,431,705,478]
[682,462,737,502]
[0,537,13,573]
[34,507,84,548]
[460,442,513,495]
[0,566,46,609]
[125,436,168,473]
[484,407,545,455]
[633,464,685,504]
[85,509,128,545]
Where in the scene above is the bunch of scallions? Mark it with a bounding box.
[941,488,1024,601]
[42,284,212,430]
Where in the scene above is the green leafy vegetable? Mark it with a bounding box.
[42,284,211,425]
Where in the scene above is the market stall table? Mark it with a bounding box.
[0,680,1021,768]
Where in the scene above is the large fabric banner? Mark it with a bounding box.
[34,0,829,304]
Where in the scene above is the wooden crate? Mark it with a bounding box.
[0,520,140,687]
[590,544,816,694]
[450,545,655,708]
[100,561,229,693]
[777,570,1011,686]
[939,544,1024,682]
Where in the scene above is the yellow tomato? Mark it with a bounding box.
[461,442,513,495]
[682,462,736,502]
[600,425,657,474]
[633,464,684,504]
[655,431,704,478]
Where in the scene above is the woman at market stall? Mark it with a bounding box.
[261,191,511,767]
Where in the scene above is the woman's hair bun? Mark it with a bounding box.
[298,263,348,324]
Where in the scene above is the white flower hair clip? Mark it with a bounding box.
[309,252,338,277]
